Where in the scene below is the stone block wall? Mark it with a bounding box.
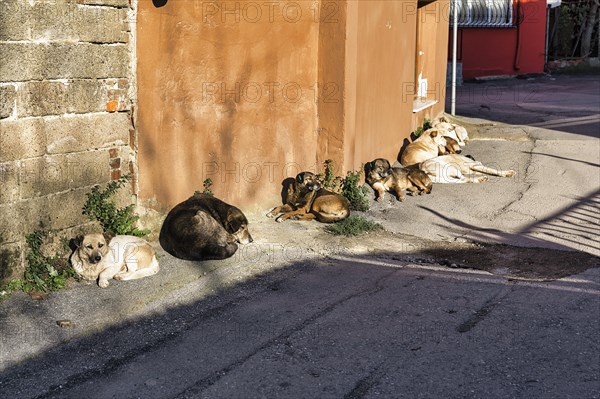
[0,0,136,283]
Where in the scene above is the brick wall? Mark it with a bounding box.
[0,0,136,282]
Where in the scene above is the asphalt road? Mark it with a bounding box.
[2,257,599,399]
[451,74,600,138]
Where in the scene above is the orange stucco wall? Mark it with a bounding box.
[413,1,450,128]
[137,0,449,212]
[137,0,320,211]
[343,0,419,172]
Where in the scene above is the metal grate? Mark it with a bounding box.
[449,0,514,28]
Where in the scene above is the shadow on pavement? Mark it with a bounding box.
[418,187,600,260]
[0,248,598,399]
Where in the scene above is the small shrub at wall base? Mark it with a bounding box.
[326,216,383,237]
[202,178,214,196]
[413,118,432,138]
[341,169,370,212]
[423,117,432,131]
[82,175,149,237]
[2,231,75,296]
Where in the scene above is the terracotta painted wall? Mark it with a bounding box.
[137,0,449,212]
[413,1,450,129]
[343,0,420,172]
[457,0,547,79]
[137,0,320,212]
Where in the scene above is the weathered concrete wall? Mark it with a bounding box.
[0,0,136,282]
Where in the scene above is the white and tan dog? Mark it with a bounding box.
[400,128,448,166]
[71,233,159,288]
[420,154,516,184]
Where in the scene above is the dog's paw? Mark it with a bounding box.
[275,216,285,223]
[505,170,517,178]
[396,196,406,202]
[98,279,110,288]
[375,196,384,202]
[478,176,490,183]
[113,274,124,281]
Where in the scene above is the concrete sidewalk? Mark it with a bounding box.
[374,114,599,257]
[0,74,598,398]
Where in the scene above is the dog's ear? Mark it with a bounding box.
[225,209,245,234]
[70,236,83,251]
[430,130,438,138]
[296,173,304,184]
[103,231,115,243]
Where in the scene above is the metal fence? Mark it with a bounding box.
[449,0,514,28]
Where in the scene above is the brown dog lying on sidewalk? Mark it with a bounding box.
[160,193,253,261]
[365,158,432,201]
[267,171,350,223]
[71,233,159,288]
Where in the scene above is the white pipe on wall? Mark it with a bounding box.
[451,0,458,116]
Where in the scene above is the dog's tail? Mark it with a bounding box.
[316,209,349,223]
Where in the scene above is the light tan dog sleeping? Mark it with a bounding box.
[71,233,159,288]
[420,154,516,184]
[400,128,448,166]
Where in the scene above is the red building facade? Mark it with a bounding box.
[451,0,547,79]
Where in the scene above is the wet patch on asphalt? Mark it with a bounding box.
[375,239,599,281]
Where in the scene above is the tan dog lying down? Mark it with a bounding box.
[401,129,447,166]
[420,154,516,184]
[432,116,470,145]
[71,233,159,288]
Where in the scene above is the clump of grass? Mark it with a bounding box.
[82,175,149,237]
[326,215,383,236]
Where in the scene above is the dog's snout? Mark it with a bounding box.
[94,255,102,262]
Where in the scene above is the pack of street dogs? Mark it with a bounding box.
[71,117,516,288]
